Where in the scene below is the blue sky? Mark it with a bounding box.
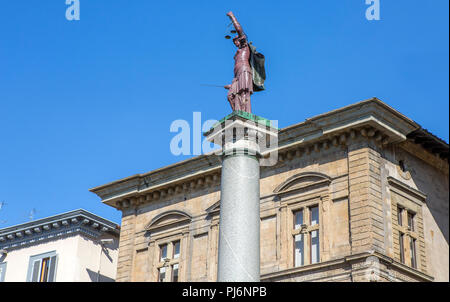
[0,0,448,227]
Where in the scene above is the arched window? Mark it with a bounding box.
[274,172,332,268]
[145,210,192,282]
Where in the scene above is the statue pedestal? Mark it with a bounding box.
[204,111,278,282]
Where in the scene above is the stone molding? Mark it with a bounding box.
[89,98,446,211]
[387,176,427,204]
[261,250,433,282]
[0,209,119,251]
[273,172,332,196]
[145,210,192,233]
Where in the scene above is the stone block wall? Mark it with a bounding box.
[111,136,447,282]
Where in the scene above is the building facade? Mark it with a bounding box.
[0,209,120,282]
[90,98,449,282]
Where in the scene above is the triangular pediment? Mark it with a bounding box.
[274,172,331,195]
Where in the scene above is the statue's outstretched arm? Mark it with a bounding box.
[226,12,245,38]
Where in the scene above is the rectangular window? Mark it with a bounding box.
[294,210,304,229]
[28,252,57,282]
[172,264,179,282]
[397,207,403,226]
[158,267,166,282]
[160,244,168,262]
[410,238,417,268]
[294,234,304,267]
[173,241,180,259]
[399,232,405,264]
[310,230,320,264]
[310,206,319,226]
[407,212,415,232]
[392,191,423,271]
[0,262,6,282]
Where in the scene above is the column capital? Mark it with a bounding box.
[204,112,278,161]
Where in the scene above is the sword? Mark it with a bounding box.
[200,84,226,88]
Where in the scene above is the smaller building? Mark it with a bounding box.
[0,209,120,282]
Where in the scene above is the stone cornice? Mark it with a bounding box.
[282,98,419,137]
[90,98,434,211]
[90,155,221,199]
[0,209,120,251]
[399,141,449,175]
[387,177,427,204]
[406,128,449,161]
[261,250,434,282]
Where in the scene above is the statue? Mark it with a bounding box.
[224,12,266,113]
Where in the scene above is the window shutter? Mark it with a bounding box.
[48,256,57,282]
[31,260,40,282]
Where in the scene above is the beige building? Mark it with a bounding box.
[90,98,449,282]
[0,209,120,282]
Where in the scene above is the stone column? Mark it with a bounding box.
[218,134,261,281]
[204,112,278,282]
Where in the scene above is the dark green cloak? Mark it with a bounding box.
[248,43,266,92]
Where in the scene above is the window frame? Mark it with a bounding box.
[396,204,421,268]
[159,243,168,262]
[26,251,58,282]
[399,232,405,264]
[308,205,320,264]
[173,241,180,259]
[397,206,403,226]
[294,234,304,267]
[293,209,304,229]
[0,262,6,282]
[310,205,319,226]
[171,263,179,282]
[389,177,426,272]
[407,211,415,232]
[155,239,182,282]
[291,203,321,268]
[158,266,166,282]
[310,229,320,264]
[410,238,417,269]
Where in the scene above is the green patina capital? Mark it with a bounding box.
[203,110,278,137]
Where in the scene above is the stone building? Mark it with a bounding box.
[90,98,449,282]
[0,209,120,282]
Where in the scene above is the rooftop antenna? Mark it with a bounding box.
[29,208,37,221]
